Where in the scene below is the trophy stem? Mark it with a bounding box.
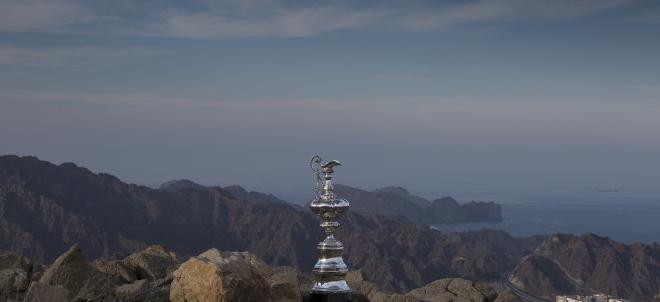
[309,156,352,302]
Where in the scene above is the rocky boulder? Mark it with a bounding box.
[494,291,522,302]
[345,270,513,302]
[122,245,178,281]
[36,244,115,301]
[93,258,137,284]
[407,279,490,302]
[0,249,33,299]
[170,249,299,302]
[22,282,69,302]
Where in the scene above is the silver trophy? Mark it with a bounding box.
[309,155,352,301]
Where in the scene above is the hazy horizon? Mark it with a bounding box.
[2,0,660,193]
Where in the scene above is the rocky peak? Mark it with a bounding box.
[432,197,460,207]
[159,179,207,193]
[375,186,410,194]
[222,185,287,204]
[374,186,431,208]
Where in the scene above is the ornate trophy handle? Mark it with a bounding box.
[310,155,323,198]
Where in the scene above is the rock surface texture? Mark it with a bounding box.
[170,249,271,302]
[36,244,115,301]
[346,270,521,302]
[0,249,34,301]
[509,233,660,301]
[2,244,525,302]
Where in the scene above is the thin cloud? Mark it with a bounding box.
[150,6,389,38]
[0,0,637,38]
[400,0,632,30]
[629,9,660,23]
[0,0,93,32]
[0,45,172,66]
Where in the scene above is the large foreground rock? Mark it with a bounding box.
[2,243,526,302]
[494,291,522,302]
[170,249,299,302]
[0,249,33,299]
[93,258,137,284]
[346,270,518,302]
[37,244,115,301]
[122,245,178,281]
[22,282,69,302]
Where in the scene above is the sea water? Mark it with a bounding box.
[259,182,660,244]
[426,184,660,244]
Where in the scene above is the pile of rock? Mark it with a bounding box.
[0,250,35,301]
[2,244,524,302]
[16,244,178,302]
[346,270,521,302]
[94,245,178,301]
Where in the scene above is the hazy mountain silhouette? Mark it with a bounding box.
[335,184,502,224]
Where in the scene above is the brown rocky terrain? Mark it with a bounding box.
[334,184,502,224]
[0,155,536,293]
[2,155,659,301]
[1,244,523,302]
[509,233,660,301]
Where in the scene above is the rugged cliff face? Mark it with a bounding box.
[0,155,530,293]
[509,233,660,301]
[335,184,503,224]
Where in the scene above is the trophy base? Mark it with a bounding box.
[305,291,352,302]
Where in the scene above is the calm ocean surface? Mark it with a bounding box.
[260,182,660,244]
[425,185,660,244]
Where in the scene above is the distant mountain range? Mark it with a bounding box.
[0,155,530,293]
[160,179,289,205]
[1,155,659,300]
[334,184,502,224]
[159,179,503,225]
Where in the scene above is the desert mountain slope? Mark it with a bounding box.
[0,155,536,292]
[509,233,660,301]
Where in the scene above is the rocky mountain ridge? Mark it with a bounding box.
[334,184,502,224]
[1,155,659,300]
[0,155,534,293]
[159,179,503,225]
[160,180,288,205]
[509,233,660,301]
[1,244,524,302]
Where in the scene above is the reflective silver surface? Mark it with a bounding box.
[309,155,351,293]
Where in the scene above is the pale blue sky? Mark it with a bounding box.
[1,0,660,195]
